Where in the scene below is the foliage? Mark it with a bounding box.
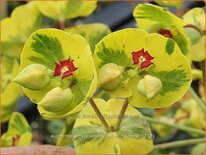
[1,1,205,154]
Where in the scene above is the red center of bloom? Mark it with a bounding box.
[54,58,78,79]
[158,29,173,39]
[131,48,154,69]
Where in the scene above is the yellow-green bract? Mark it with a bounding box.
[16,28,97,118]
[65,23,111,52]
[73,98,153,154]
[183,7,205,61]
[35,1,97,20]
[1,2,41,58]
[0,112,32,147]
[93,28,192,108]
[133,3,191,61]
[1,57,21,123]
[175,99,205,137]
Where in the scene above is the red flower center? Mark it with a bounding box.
[131,48,154,69]
[158,29,173,39]
[54,58,78,79]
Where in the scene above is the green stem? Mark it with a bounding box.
[88,98,112,131]
[143,116,205,136]
[188,87,205,112]
[153,138,205,150]
[116,99,129,131]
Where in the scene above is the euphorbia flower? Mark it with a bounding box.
[133,4,191,60]
[94,28,191,108]
[54,58,78,79]
[132,48,154,69]
[17,29,97,118]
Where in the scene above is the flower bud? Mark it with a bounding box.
[98,63,123,90]
[14,64,51,90]
[136,75,162,99]
[38,87,74,112]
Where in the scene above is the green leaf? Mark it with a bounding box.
[29,33,64,69]
[151,69,190,95]
[96,42,131,67]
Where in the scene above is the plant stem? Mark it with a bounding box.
[153,138,205,150]
[59,20,65,30]
[116,99,129,131]
[184,24,204,35]
[188,87,205,112]
[88,98,111,131]
[143,116,205,136]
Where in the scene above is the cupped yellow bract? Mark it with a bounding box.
[35,1,97,20]
[0,112,32,147]
[94,28,192,108]
[65,23,111,52]
[1,2,41,58]
[16,28,97,118]
[1,57,22,123]
[73,98,153,154]
[133,4,191,60]
[183,8,205,61]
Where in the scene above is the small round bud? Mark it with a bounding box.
[98,63,123,90]
[14,64,51,90]
[136,75,162,99]
[127,69,137,78]
[38,87,74,112]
